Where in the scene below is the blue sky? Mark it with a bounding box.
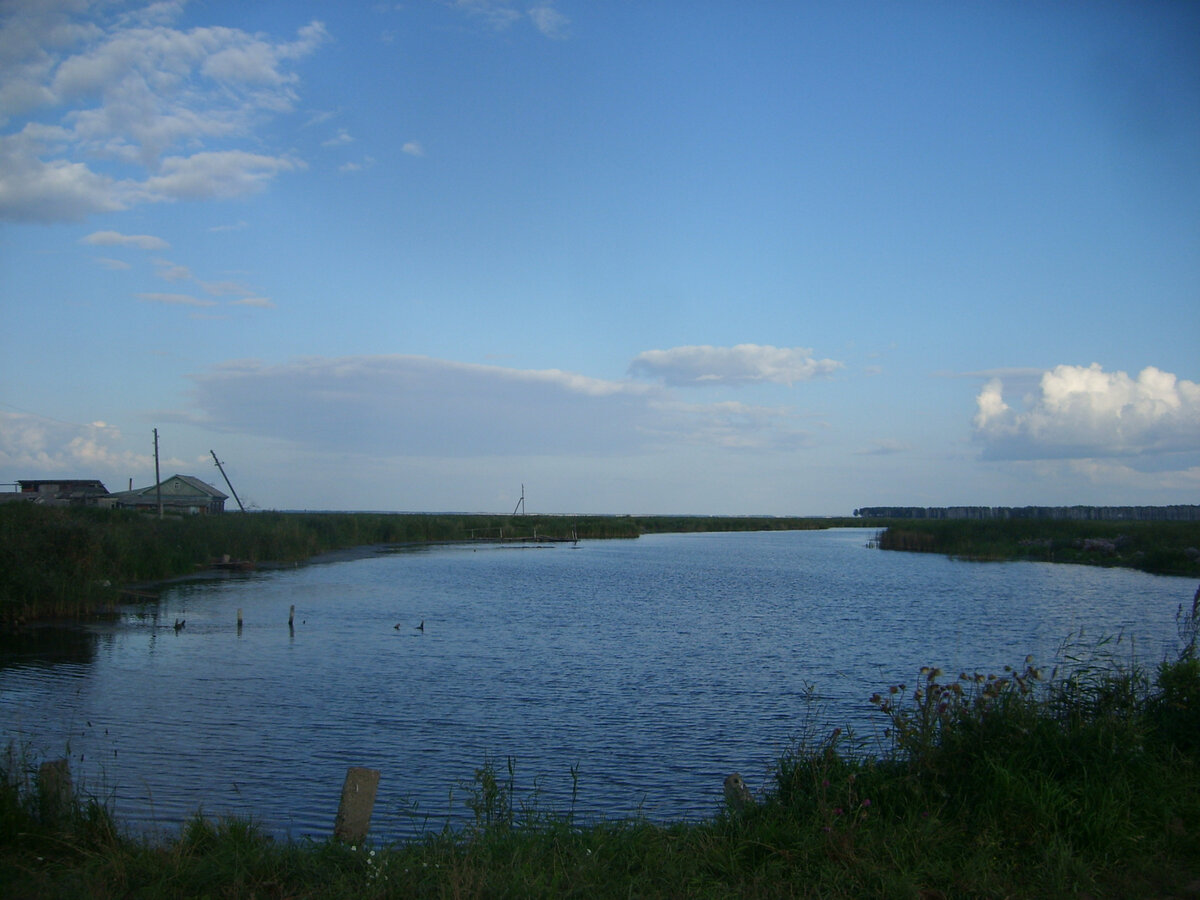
[1,0,1198,514]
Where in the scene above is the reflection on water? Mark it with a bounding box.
[0,529,1194,842]
[0,626,99,671]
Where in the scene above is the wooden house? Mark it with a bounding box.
[111,474,228,515]
[16,480,111,505]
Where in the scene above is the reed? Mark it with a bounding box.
[3,639,1198,898]
[875,517,1200,576]
[0,506,863,625]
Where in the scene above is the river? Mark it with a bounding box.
[1,528,1194,842]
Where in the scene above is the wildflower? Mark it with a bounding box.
[861,798,871,808]
[833,807,843,816]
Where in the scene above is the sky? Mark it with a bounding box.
[1,0,1198,515]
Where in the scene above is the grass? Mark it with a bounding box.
[4,622,1199,898]
[875,518,1200,577]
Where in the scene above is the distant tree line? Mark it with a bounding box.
[854,505,1200,522]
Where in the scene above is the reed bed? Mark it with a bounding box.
[0,505,864,625]
[876,518,1200,577]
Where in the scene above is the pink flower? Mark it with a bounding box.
[861,798,871,808]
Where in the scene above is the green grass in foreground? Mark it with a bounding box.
[4,624,1199,899]
[876,518,1200,577]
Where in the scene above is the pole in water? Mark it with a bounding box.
[288,605,295,627]
[237,608,243,631]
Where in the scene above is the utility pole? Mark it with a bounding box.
[153,428,162,520]
[513,483,525,516]
[210,450,246,513]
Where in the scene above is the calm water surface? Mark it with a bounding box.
[1,528,1194,841]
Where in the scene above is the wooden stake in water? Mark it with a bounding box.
[334,767,380,843]
[288,605,295,627]
[237,608,243,632]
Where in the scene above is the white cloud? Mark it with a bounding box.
[446,0,568,36]
[0,411,153,478]
[448,1,522,31]
[528,4,569,39]
[322,128,353,147]
[229,296,275,308]
[0,4,326,222]
[92,256,131,270]
[0,129,130,221]
[629,344,843,387]
[401,141,423,157]
[140,150,303,200]
[973,363,1200,466]
[153,258,191,281]
[138,291,217,307]
[81,229,169,249]
[186,354,811,458]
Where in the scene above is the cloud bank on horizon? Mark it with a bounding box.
[1,1,1197,513]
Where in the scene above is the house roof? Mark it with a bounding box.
[110,474,228,502]
[165,474,228,499]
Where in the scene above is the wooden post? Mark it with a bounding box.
[288,605,295,627]
[334,767,380,843]
[38,758,72,824]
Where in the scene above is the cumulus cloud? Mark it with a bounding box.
[0,3,326,222]
[0,411,153,477]
[186,355,811,458]
[973,363,1200,466]
[629,344,843,387]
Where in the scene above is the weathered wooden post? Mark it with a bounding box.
[38,758,73,825]
[334,766,380,843]
[288,605,295,627]
[237,608,243,632]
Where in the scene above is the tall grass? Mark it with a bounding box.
[0,506,866,624]
[0,506,647,624]
[4,638,1198,898]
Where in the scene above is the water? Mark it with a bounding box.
[1,528,1194,841]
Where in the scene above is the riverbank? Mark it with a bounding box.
[3,642,1198,898]
[0,505,860,625]
[875,518,1200,577]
